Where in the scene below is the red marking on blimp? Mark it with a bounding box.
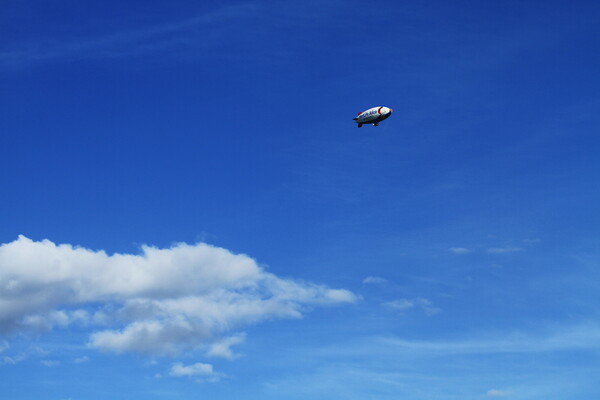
[353,106,393,128]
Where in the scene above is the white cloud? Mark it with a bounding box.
[362,276,387,284]
[207,333,246,359]
[487,246,524,254]
[416,298,442,316]
[0,340,8,353]
[73,356,89,364]
[21,309,91,332]
[1,356,16,365]
[383,298,441,316]
[375,323,600,355]
[487,389,511,397]
[169,362,224,382]
[448,247,471,254]
[41,360,60,367]
[383,299,414,311]
[170,362,213,377]
[0,236,357,356]
[0,346,47,365]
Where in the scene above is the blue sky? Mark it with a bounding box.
[1,1,600,399]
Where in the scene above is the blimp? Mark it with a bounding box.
[353,106,393,127]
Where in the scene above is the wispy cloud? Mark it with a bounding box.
[383,299,414,311]
[487,389,512,397]
[207,333,246,359]
[374,323,600,355]
[0,3,262,67]
[169,362,224,383]
[262,323,600,399]
[487,246,524,254]
[1,2,348,68]
[296,324,600,365]
[383,298,441,316]
[0,346,47,366]
[448,247,471,254]
[362,276,387,284]
[41,359,61,367]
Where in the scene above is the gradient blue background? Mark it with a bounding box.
[1,1,599,399]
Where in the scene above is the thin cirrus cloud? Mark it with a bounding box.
[40,359,61,367]
[0,3,263,66]
[0,235,356,357]
[0,346,46,366]
[449,246,530,255]
[487,389,512,397]
[371,323,600,355]
[487,246,524,254]
[0,2,336,68]
[383,298,441,316]
[448,247,471,254]
[362,276,387,284]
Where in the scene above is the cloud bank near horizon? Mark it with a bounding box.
[0,236,356,357]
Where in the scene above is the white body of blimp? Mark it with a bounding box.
[353,106,393,127]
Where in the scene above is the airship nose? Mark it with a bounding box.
[388,108,393,114]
